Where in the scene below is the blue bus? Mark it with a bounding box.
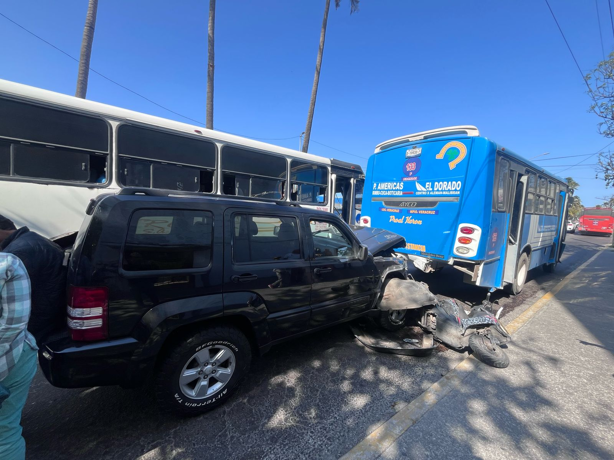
[361,126,569,294]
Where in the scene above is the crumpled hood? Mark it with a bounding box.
[351,226,406,256]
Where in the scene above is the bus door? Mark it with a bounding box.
[503,171,528,284]
[331,174,353,224]
[330,161,364,225]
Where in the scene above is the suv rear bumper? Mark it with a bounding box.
[39,336,152,388]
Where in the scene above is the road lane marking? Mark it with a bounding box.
[340,248,606,460]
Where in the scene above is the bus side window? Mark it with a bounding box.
[117,124,216,193]
[290,161,329,204]
[0,142,9,175]
[221,146,286,200]
[538,196,545,214]
[525,173,537,214]
[494,158,510,212]
[525,192,535,214]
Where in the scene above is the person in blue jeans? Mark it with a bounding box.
[0,253,37,460]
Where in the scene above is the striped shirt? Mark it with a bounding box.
[0,253,37,381]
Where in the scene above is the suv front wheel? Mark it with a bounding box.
[155,325,252,416]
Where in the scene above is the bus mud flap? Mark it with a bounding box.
[350,321,436,356]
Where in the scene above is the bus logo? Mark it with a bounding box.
[403,159,421,177]
[436,141,467,170]
[406,147,422,158]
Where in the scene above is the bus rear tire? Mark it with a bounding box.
[505,253,529,295]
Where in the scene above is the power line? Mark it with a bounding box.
[545,164,599,167]
[554,139,614,174]
[543,0,597,100]
[0,12,208,127]
[609,0,614,41]
[0,12,364,161]
[310,140,369,160]
[596,0,606,59]
[534,152,604,161]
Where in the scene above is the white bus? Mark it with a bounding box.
[0,79,364,238]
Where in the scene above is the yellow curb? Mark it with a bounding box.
[340,248,605,460]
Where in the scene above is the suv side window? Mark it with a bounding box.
[233,214,302,263]
[123,209,213,271]
[309,219,356,258]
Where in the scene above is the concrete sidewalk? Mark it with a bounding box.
[366,248,614,459]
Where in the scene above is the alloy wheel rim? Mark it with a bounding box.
[179,345,236,399]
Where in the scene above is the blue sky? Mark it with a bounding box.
[0,0,612,206]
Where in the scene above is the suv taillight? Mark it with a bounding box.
[67,286,108,341]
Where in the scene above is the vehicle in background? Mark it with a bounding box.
[360,126,569,295]
[577,208,613,236]
[0,79,364,238]
[39,190,406,415]
[566,220,578,234]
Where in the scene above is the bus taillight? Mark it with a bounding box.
[460,227,475,235]
[361,216,371,227]
[458,237,473,245]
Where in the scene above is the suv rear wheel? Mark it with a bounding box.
[155,325,252,416]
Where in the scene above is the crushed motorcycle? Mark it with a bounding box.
[351,226,512,368]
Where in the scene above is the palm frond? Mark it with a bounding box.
[335,0,360,14]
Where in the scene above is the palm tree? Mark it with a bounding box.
[75,0,99,99]
[302,0,359,152]
[206,0,216,129]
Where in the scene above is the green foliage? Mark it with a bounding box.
[335,0,360,13]
[565,177,580,191]
[602,195,614,208]
[568,195,583,219]
[586,54,614,187]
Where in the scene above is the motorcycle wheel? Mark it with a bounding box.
[378,309,408,331]
[469,334,510,368]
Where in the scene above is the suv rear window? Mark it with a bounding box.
[123,210,213,271]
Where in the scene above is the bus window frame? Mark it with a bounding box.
[290,159,329,206]
[220,144,288,201]
[493,156,511,213]
[0,104,113,189]
[116,121,218,194]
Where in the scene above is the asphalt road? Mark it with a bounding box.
[22,233,611,460]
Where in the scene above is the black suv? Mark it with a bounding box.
[40,190,405,415]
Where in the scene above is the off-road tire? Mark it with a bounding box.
[505,253,529,295]
[469,333,509,368]
[155,326,251,416]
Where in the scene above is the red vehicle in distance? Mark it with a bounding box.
[577,208,614,236]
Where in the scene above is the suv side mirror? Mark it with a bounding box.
[358,244,369,261]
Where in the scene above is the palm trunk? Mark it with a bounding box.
[75,0,99,99]
[206,0,216,130]
[302,0,331,153]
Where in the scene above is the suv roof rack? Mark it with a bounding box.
[374,125,479,153]
[116,188,301,207]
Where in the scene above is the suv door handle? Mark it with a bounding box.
[314,267,332,275]
[231,274,258,283]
